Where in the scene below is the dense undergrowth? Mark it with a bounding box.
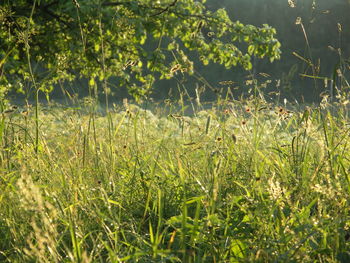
[1,98,350,262]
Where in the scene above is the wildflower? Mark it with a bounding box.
[288,0,296,8]
[268,176,283,201]
[21,110,29,116]
[224,109,230,114]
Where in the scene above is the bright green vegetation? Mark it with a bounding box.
[1,98,350,262]
[1,1,349,262]
[0,0,280,101]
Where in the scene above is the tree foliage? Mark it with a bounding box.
[0,0,281,100]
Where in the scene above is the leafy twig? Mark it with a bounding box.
[151,0,178,17]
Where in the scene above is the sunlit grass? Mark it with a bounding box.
[1,99,350,262]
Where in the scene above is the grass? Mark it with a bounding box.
[0,97,350,262]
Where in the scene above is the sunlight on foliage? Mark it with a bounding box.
[0,0,280,100]
[1,99,350,262]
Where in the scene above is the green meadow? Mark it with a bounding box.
[2,0,350,262]
[1,98,350,262]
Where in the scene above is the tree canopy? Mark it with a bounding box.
[0,0,281,101]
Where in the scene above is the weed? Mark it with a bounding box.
[0,98,349,262]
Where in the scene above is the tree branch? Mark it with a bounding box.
[38,5,72,29]
[151,0,178,17]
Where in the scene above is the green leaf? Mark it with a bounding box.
[248,45,255,55]
[89,78,95,87]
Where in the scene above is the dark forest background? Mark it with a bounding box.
[156,0,350,103]
[192,0,350,103]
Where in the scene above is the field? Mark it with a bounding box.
[1,98,350,262]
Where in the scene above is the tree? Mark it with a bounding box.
[0,0,281,101]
